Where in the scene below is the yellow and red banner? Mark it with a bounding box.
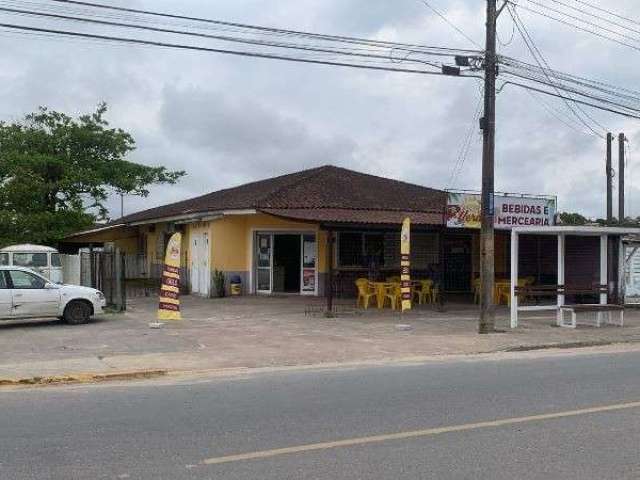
[157,232,182,321]
[400,217,411,312]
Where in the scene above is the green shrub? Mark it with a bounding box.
[213,269,226,298]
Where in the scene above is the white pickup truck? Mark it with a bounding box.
[0,266,106,324]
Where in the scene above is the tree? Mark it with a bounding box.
[0,103,185,246]
[558,212,589,226]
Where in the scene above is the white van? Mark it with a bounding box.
[0,244,64,284]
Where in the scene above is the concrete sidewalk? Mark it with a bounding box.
[2,295,640,383]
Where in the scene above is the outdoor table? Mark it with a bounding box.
[495,280,511,304]
[370,282,396,309]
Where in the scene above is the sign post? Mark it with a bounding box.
[157,232,182,321]
[401,217,412,312]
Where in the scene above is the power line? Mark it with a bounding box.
[0,20,484,77]
[419,0,481,48]
[45,0,479,55]
[499,79,640,119]
[520,0,640,46]
[508,3,606,138]
[524,89,593,136]
[447,96,483,189]
[3,0,639,122]
[500,56,640,102]
[501,64,640,113]
[511,2,640,53]
[501,68,640,118]
[0,5,445,68]
[540,0,640,37]
[558,0,640,29]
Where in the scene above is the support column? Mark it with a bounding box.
[510,231,518,328]
[600,234,608,305]
[557,233,565,326]
[326,230,335,316]
[618,236,625,305]
[438,227,446,312]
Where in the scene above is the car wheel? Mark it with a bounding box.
[63,300,92,325]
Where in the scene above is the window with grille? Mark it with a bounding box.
[338,232,386,268]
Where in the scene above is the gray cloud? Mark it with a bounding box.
[0,0,638,220]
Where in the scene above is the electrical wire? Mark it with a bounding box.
[419,0,481,48]
[509,5,613,132]
[0,5,445,68]
[540,0,640,37]
[2,0,639,122]
[43,0,479,56]
[498,79,640,119]
[501,69,640,118]
[447,96,483,189]
[507,3,606,138]
[501,65,640,113]
[0,20,486,78]
[524,89,592,136]
[520,0,640,46]
[500,56,640,103]
[498,15,516,47]
[511,2,640,53]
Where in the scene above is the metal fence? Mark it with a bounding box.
[61,252,174,311]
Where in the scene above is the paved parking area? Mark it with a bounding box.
[2,295,640,379]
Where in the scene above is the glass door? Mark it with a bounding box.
[301,234,317,295]
[256,233,273,293]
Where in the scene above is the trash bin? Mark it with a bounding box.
[230,275,242,296]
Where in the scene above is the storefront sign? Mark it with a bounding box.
[446,192,556,229]
[400,217,411,311]
[157,232,182,320]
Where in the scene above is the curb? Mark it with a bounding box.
[0,369,167,387]
[503,337,640,352]
[3,338,640,388]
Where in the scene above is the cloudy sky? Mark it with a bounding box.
[2,0,639,219]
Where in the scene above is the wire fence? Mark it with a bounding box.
[61,252,185,311]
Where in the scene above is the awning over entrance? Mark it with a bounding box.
[509,226,640,328]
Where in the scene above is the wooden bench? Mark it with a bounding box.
[558,304,624,329]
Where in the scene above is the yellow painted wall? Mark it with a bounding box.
[210,216,248,271]
[113,237,139,254]
[69,213,326,276]
[209,213,323,272]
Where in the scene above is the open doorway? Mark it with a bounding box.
[444,235,472,293]
[273,234,301,293]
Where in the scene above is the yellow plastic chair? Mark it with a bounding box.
[431,285,440,304]
[413,279,433,305]
[355,278,377,309]
[473,278,481,304]
[497,279,528,306]
[386,276,401,284]
[383,283,402,310]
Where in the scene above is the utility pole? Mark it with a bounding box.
[606,133,613,223]
[619,133,626,223]
[479,0,498,334]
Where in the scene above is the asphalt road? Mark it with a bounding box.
[3,350,640,479]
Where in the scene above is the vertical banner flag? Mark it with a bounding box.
[158,232,182,321]
[400,217,411,312]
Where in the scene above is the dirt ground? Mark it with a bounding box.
[2,295,640,380]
